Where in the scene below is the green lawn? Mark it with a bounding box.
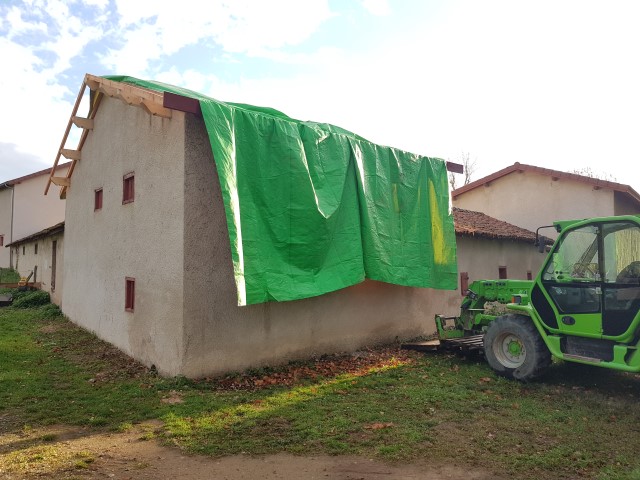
[0,268,20,283]
[2,300,640,479]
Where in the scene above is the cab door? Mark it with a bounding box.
[539,224,602,338]
[601,221,640,340]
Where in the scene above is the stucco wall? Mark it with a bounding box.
[0,187,12,268]
[62,97,186,373]
[614,191,640,216]
[456,235,546,286]
[180,114,460,378]
[13,167,67,242]
[453,170,615,238]
[12,233,64,305]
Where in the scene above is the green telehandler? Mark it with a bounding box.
[434,214,640,381]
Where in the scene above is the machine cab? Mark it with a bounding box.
[534,217,640,342]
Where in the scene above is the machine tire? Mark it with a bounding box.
[483,314,551,381]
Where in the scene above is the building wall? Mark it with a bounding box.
[0,187,13,268]
[614,191,640,216]
[453,170,615,238]
[12,166,67,243]
[180,113,460,378]
[12,232,64,305]
[62,97,186,373]
[456,235,546,288]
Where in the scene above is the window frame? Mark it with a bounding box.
[94,188,103,211]
[122,172,135,204]
[125,277,135,312]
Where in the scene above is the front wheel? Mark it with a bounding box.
[483,314,551,381]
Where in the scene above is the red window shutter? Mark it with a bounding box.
[95,188,103,210]
[460,272,469,295]
[125,277,135,312]
[123,172,135,204]
[499,266,507,279]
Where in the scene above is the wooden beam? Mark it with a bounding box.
[446,161,464,174]
[61,149,81,161]
[72,116,93,130]
[141,99,172,118]
[50,177,71,187]
[45,79,87,195]
[164,91,201,115]
[85,77,99,91]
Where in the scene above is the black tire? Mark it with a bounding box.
[483,314,551,381]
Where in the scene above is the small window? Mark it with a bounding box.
[0,235,3,247]
[95,188,103,211]
[527,270,533,280]
[125,277,135,312]
[22,245,25,255]
[123,172,135,204]
[460,271,469,296]
[35,243,38,255]
[499,266,507,279]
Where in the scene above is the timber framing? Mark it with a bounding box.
[46,73,463,198]
[45,74,199,198]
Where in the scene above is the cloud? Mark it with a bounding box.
[359,0,390,16]
[101,0,335,74]
[0,142,51,183]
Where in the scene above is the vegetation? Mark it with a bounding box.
[0,267,20,284]
[2,302,640,479]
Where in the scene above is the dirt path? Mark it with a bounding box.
[0,422,503,480]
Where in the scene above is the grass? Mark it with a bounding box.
[2,299,640,479]
[0,267,20,284]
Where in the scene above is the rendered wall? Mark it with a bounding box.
[12,233,64,305]
[12,167,67,242]
[62,97,186,374]
[453,171,614,238]
[614,191,640,216]
[456,235,546,287]
[181,114,460,378]
[0,187,12,268]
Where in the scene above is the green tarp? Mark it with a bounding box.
[106,76,458,305]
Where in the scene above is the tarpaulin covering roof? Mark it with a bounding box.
[107,76,458,305]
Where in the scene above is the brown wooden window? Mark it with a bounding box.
[34,243,38,255]
[125,277,135,312]
[0,235,3,247]
[460,271,469,295]
[95,188,103,210]
[123,172,135,204]
[527,270,533,280]
[499,266,507,279]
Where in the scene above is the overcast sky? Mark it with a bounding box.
[1,0,639,193]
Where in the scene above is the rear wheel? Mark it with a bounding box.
[484,314,551,381]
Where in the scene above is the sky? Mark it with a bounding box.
[1,0,639,193]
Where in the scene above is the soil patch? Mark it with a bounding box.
[0,422,504,480]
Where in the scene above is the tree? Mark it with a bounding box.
[570,167,617,182]
[449,152,477,190]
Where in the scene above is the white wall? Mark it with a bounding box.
[62,97,186,373]
[454,170,615,238]
[456,235,546,287]
[13,167,67,242]
[0,187,12,268]
[12,232,64,305]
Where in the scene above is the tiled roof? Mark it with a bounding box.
[451,162,640,206]
[5,222,65,247]
[453,207,538,243]
[0,162,71,187]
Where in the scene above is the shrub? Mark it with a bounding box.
[37,303,63,319]
[12,290,51,308]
